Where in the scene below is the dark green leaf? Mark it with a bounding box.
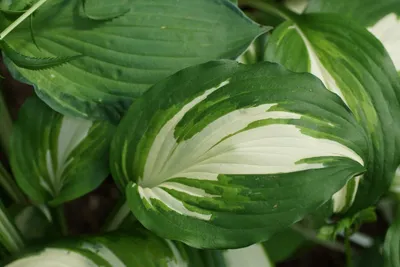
[263,228,307,263]
[356,242,384,267]
[384,212,400,267]
[3,0,267,121]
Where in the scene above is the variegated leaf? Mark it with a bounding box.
[4,230,190,267]
[222,244,273,267]
[4,228,273,267]
[265,12,400,214]
[306,0,400,72]
[9,97,115,205]
[111,60,367,248]
[2,0,267,121]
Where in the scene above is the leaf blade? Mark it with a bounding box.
[4,0,268,121]
[9,96,115,205]
[265,13,400,214]
[111,60,367,248]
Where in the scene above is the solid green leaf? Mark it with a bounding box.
[111,60,367,248]
[265,12,400,214]
[306,0,400,72]
[356,243,384,267]
[1,41,82,70]
[12,205,54,242]
[3,0,267,121]
[384,212,400,267]
[262,228,306,263]
[9,97,115,205]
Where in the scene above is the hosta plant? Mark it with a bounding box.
[1,0,400,266]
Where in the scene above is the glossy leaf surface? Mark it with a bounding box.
[3,0,267,121]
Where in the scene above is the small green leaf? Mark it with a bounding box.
[384,212,400,267]
[111,60,367,248]
[1,41,81,70]
[10,97,115,205]
[12,205,53,241]
[237,34,268,64]
[263,228,306,263]
[3,0,268,121]
[356,243,384,267]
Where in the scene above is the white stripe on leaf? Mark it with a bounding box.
[42,116,92,195]
[294,26,348,105]
[142,79,231,187]
[368,13,400,72]
[137,185,212,220]
[165,240,188,267]
[80,242,125,267]
[5,248,97,267]
[137,81,363,220]
[332,175,362,213]
[223,244,273,267]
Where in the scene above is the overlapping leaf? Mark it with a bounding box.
[265,11,400,214]
[111,60,367,248]
[2,0,267,121]
[3,227,272,267]
[4,229,189,267]
[306,0,400,72]
[10,97,115,205]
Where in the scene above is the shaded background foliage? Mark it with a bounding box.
[1,0,400,266]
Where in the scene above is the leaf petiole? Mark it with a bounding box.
[0,0,48,40]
